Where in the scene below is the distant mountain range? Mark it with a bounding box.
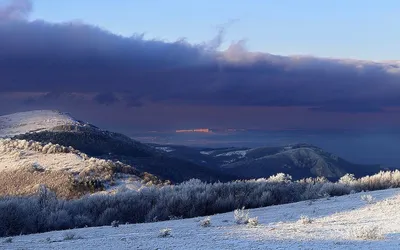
[152,144,389,180]
[0,110,393,197]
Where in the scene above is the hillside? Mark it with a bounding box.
[3,188,399,249]
[0,138,162,198]
[4,110,234,184]
[0,110,80,137]
[0,110,390,190]
[152,144,388,180]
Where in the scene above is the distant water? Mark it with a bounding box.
[132,130,400,168]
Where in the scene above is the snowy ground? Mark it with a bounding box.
[0,139,145,194]
[0,146,87,172]
[2,188,400,249]
[0,138,108,173]
[0,110,78,137]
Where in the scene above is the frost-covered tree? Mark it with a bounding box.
[0,170,400,236]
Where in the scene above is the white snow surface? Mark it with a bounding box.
[3,188,400,249]
[0,139,144,192]
[99,176,146,194]
[216,150,249,158]
[0,110,79,137]
[155,147,175,153]
[200,150,214,155]
[0,139,99,173]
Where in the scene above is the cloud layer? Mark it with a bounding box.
[0,0,32,21]
[1,0,400,113]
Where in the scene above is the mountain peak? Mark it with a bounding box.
[0,110,80,138]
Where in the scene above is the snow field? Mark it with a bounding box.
[2,188,400,249]
[0,110,78,137]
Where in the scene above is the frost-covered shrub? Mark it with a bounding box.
[349,226,385,240]
[168,215,183,221]
[0,197,41,236]
[98,208,119,226]
[318,182,350,197]
[158,228,172,238]
[361,194,376,204]
[3,238,12,243]
[46,210,72,231]
[38,185,57,209]
[267,173,293,183]
[234,207,249,224]
[356,171,400,191]
[0,139,73,155]
[111,220,119,227]
[63,232,81,241]
[200,217,211,227]
[247,217,259,227]
[1,170,400,237]
[298,215,313,224]
[30,162,45,172]
[339,173,356,184]
[73,215,92,228]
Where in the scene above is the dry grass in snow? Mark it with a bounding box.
[0,139,144,198]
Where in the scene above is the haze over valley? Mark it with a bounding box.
[132,129,400,168]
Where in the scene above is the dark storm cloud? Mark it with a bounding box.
[124,96,143,108]
[93,93,119,106]
[1,0,400,113]
[309,103,385,113]
[19,92,89,108]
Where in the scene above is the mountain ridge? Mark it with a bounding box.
[7,111,235,184]
[151,143,389,180]
[0,110,82,137]
[0,110,392,195]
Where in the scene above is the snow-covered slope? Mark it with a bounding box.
[0,138,145,197]
[0,110,79,137]
[1,110,232,184]
[0,139,86,172]
[3,188,400,249]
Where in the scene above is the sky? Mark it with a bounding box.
[1,0,400,132]
[29,0,400,61]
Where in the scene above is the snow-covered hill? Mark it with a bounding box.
[2,188,399,249]
[0,138,146,197]
[0,110,79,137]
[0,110,232,188]
[0,139,87,172]
[154,144,387,180]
